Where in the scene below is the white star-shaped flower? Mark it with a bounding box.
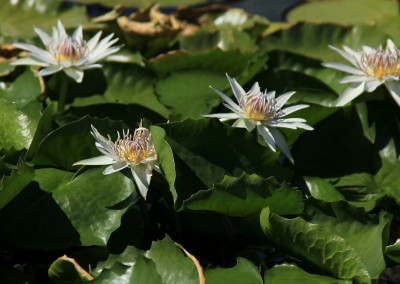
[11,20,121,83]
[323,39,400,106]
[74,123,159,198]
[203,74,313,163]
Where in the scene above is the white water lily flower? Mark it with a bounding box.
[74,123,159,198]
[203,74,313,164]
[11,20,121,83]
[323,39,400,106]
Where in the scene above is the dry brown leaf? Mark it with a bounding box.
[175,243,206,284]
[117,3,182,38]
[60,255,94,280]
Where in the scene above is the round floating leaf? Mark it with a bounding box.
[48,255,93,283]
[304,176,345,203]
[264,263,352,284]
[154,69,227,120]
[287,0,398,25]
[30,116,130,171]
[326,173,385,212]
[260,22,388,63]
[183,173,303,217]
[386,239,400,264]
[147,49,259,77]
[0,0,87,41]
[35,167,137,246]
[204,258,262,284]
[92,235,199,284]
[0,161,34,210]
[150,125,177,203]
[260,208,371,283]
[158,119,291,206]
[0,100,40,151]
[0,69,42,108]
[305,201,391,280]
[86,62,169,118]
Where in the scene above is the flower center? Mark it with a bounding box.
[50,37,88,63]
[114,127,156,165]
[361,48,400,78]
[240,92,280,122]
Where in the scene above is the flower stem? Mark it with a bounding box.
[58,74,69,112]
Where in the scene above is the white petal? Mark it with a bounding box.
[87,31,102,50]
[362,46,375,55]
[58,60,72,68]
[276,91,296,109]
[336,81,366,106]
[63,68,84,83]
[131,164,153,198]
[257,125,276,152]
[322,62,365,75]
[277,118,306,122]
[210,86,241,112]
[78,64,102,70]
[342,45,363,63]
[103,161,128,175]
[280,104,309,117]
[13,42,55,64]
[57,20,67,40]
[243,119,256,132]
[90,37,119,57]
[232,118,246,128]
[226,73,245,102]
[269,127,294,164]
[233,118,255,131]
[34,26,52,46]
[248,82,260,95]
[383,75,399,81]
[72,26,83,42]
[385,81,400,107]
[10,57,50,67]
[36,66,62,77]
[270,121,313,130]
[365,80,384,92]
[88,46,121,63]
[328,45,359,67]
[90,33,115,55]
[95,144,120,160]
[91,125,114,149]
[386,39,397,53]
[339,75,370,83]
[202,113,241,120]
[222,103,246,118]
[266,90,276,98]
[73,155,115,166]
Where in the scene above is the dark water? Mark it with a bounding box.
[77,0,304,22]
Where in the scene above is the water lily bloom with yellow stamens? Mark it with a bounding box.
[322,39,400,106]
[11,20,121,83]
[74,123,159,198]
[203,74,313,163]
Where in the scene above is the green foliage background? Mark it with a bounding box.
[1,0,400,283]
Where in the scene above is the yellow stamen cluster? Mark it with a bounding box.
[49,37,88,63]
[240,91,281,122]
[114,126,156,165]
[361,47,400,79]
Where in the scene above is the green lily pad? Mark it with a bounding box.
[182,173,303,217]
[260,208,371,283]
[259,22,388,63]
[30,116,131,171]
[264,263,352,284]
[0,0,87,41]
[287,0,398,25]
